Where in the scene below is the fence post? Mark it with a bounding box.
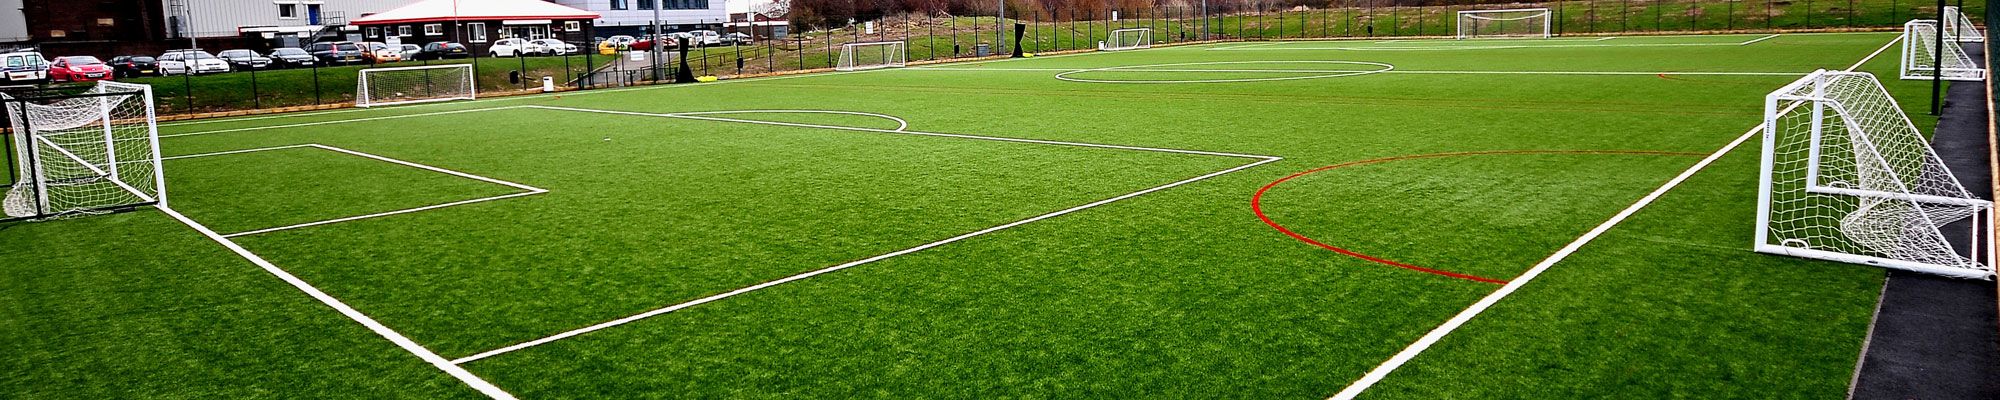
[1806,0,1813,28]
[310,59,322,105]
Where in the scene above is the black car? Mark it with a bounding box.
[267,47,317,68]
[105,55,157,78]
[415,42,470,60]
[307,41,367,65]
[216,49,273,70]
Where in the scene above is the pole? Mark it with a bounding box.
[651,0,663,82]
[1930,0,1944,115]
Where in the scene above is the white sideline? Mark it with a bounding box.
[1595,37,1618,41]
[1324,33,1904,400]
[670,109,910,132]
[159,106,531,138]
[162,143,548,238]
[156,205,518,400]
[912,66,1805,76]
[1740,34,1781,45]
[451,155,1284,364]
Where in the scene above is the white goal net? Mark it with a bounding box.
[3,81,165,220]
[836,41,907,72]
[356,64,475,108]
[1457,8,1552,39]
[1944,6,1985,43]
[1102,28,1153,51]
[1756,70,1994,279]
[1900,19,1986,81]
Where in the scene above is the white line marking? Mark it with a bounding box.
[528,105,1277,159]
[223,191,544,238]
[160,106,530,138]
[913,67,1804,76]
[1595,37,1618,41]
[1740,34,1781,45]
[205,144,547,238]
[1326,34,1901,400]
[451,155,1284,364]
[156,205,518,400]
[310,144,544,192]
[161,144,317,160]
[1208,42,1741,51]
[669,109,910,131]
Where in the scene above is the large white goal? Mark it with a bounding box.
[356,64,475,108]
[1457,8,1552,39]
[1900,19,1986,81]
[836,41,907,72]
[1943,6,1985,43]
[3,81,165,220]
[1102,28,1153,51]
[1756,70,1994,279]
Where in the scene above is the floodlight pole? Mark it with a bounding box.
[1930,0,1943,115]
[652,1,664,82]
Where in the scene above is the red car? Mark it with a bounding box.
[49,56,113,82]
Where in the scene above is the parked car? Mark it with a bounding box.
[489,38,550,57]
[602,35,637,49]
[721,32,753,45]
[688,30,724,47]
[0,51,48,84]
[628,37,675,51]
[266,47,317,68]
[216,49,273,70]
[530,39,579,55]
[398,44,422,59]
[307,41,367,65]
[46,56,112,82]
[106,55,157,78]
[415,42,470,60]
[158,49,231,75]
[359,42,403,63]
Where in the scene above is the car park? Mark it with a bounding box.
[602,35,637,50]
[489,38,549,57]
[266,48,316,68]
[307,41,368,65]
[157,49,231,75]
[530,39,579,55]
[688,30,724,47]
[106,55,157,78]
[47,56,113,82]
[629,37,675,51]
[360,42,404,63]
[399,44,422,60]
[216,49,273,70]
[415,42,470,60]
[0,51,48,84]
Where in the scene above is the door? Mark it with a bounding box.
[307,4,322,25]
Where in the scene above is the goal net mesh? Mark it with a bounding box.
[356,64,475,108]
[1103,28,1153,51]
[3,81,163,219]
[1901,19,1986,81]
[1758,70,1993,279]
[836,41,907,71]
[1457,9,1552,39]
[1944,6,1985,43]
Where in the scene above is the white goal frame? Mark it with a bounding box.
[1944,6,1985,43]
[356,64,476,108]
[1102,28,1154,51]
[2,81,167,220]
[1900,19,1986,81]
[1756,69,1995,279]
[835,41,907,72]
[1456,8,1553,39]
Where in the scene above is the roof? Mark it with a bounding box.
[351,0,599,25]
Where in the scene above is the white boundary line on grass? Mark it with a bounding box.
[1740,34,1781,45]
[159,106,532,138]
[912,66,1806,77]
[1325,33,1903,400]
[445,104,1283,364]
[160,144,548,238]
[156,205,520,400]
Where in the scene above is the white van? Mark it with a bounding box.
[1,51,49,84]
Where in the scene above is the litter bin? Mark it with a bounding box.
[975,43,991,57]
[541,76,555,92]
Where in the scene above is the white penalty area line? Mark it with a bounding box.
[156,205,519,400]
[163,143,547,238]
[1740,34,1781,45]
[1325,33,1903,400]
[159,106,532,139]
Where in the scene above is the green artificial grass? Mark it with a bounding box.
[2,32,1936,398]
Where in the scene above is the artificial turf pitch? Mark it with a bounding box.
[2,32,1941,398]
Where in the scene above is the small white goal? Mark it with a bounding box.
[1944,6,1985,43]
[1756,69,1994,279]
[2,81,165,220]
[1101,28,1153,51]
[1900,19,1986,81]
[836,41,907,72]
[356,64,476,108]
[1456,8,1552,39]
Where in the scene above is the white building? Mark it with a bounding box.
[546,0,727,36]
[162,0,413,38]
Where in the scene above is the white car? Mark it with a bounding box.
[158,50,231,75]
[603,35,637,50]
[530,39,579,55]
[688,30,723,47]
[399,44,423,60]
[0,51,48,84]
[489,38,550,57]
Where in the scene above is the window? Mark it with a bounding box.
[664,0,707,10]
[610,0,627,10]
[638,0,654,9]
[278,3,297,19]
[424,24,442,35]
[398,26,411,36]
[565,21,581,32]
[366,26,380,38]
[467,22,487,42]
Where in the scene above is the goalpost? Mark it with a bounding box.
[1102,28,1153,51]
[2,81,166,220]
[1457,8,1552,39]
[836,41,907,72]
[1943,6,1985,43]
[1900,19,1986,81]
[1756,69,1994,279]
[356,64,475,108]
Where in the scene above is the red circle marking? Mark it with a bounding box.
[1251,150,1705,285]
